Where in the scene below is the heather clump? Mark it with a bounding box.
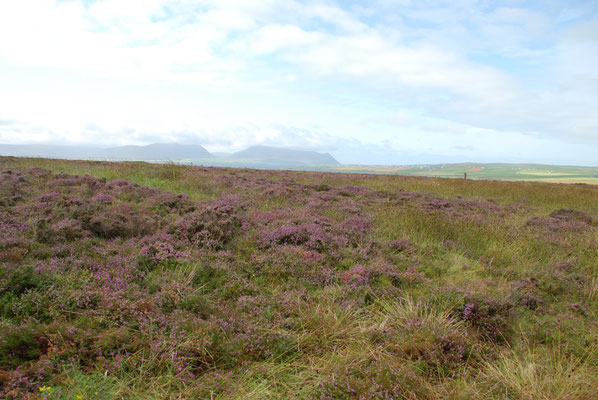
[334,185,372,196]
[39,191,62,204]
[511,278,544,310]
[35,217,87,243]
[150,192,192,214]
[137,233,189,270]
[105,179,132,189]
[337,215,373,246]
[526,211,591,232]
[460,295,514,342]
[421,196,509,219]
[258,212,375,255]
[0,170,30,207]
[393,325,479,377]
[87,204,156,239]
[48,174,84,188]
[173,197,244,250]
[0,213,29,250]
[549,208,593,225]
[90,192,115,204]
[260,222,333,252]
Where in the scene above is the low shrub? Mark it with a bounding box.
[173,197,244,250]
[460,295,514,342]
[0,325,46,369]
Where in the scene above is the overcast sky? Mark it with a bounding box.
[1,0,597,165]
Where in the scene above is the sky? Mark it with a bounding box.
[0,0,597,165]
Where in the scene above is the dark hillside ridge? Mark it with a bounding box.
[0,144,98,159]
[95,143,213,160]
[0,143,339,166]
[0,143,212,161]
[231,145,340,166]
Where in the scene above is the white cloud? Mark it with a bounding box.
[0,0,597,164]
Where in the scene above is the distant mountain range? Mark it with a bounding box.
[0,143,340,168]
[0,144,99,159]
[229,145,339,166]
[96,143,213,160]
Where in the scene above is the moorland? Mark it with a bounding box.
[1,156,597,399]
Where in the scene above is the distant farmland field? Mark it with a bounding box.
[1,156,597,399]
[330,163,598,185]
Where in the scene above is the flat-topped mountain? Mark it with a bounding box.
[95,143,213,160]
[230,145,340,166]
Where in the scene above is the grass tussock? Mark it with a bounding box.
[475,342,598,400]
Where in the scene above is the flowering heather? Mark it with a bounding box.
[460,296,514,342]
[387,238,414,252]
[511,278,544,310]
[549,208,593,225]
[38,192,61,204]
[151,192,191,214]
[138,233,189,269]
[337,215,373,244]
[0,159,597,399]
[173,196,244,250]
[260,222,334,252]
[526,215,590,232]
[90,193,115,204]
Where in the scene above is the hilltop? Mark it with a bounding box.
[227,145,340,167]
[95,143,213,160]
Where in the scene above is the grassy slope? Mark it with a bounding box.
[1,156,597,399]
[331,163,598,185]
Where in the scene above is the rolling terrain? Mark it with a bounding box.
[2,144,597,185]
[0,144,340,169]
[0,156,597,399]
[330,163,598,185]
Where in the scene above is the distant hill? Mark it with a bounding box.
[95,143,213,160]
[229,145,340,166]
[0,143,213,161]
[0,144,98,159]
[0,143,342,168]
